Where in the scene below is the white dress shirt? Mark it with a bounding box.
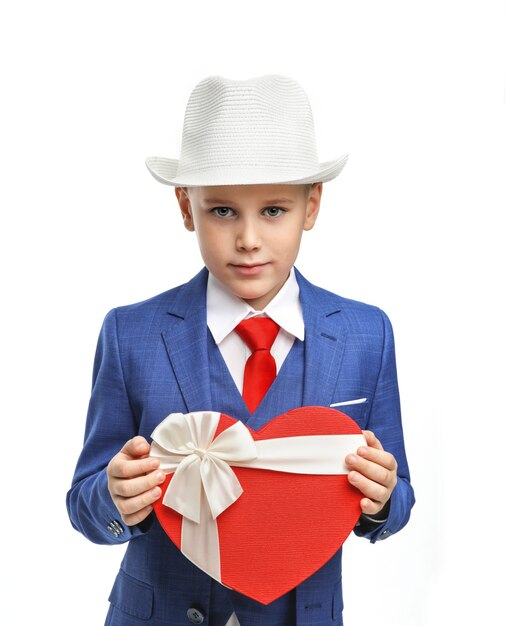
[206,267,305,394]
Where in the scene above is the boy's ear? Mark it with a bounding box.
[175,187,195,232]
[303,182,322,231]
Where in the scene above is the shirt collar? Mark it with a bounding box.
[207,267,305,345]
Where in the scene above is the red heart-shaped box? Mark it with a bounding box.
[153,406,363,604]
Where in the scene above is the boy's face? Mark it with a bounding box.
[175,183,322,310]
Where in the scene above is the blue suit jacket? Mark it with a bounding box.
[67,267,414,625]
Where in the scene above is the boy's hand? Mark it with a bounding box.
[345,430,398,517]
[107,436,165,527]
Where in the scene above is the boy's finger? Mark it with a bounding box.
[359,498,384,516]
[362,430,384,451]
[347,471,390,506]
[356,445,397,472]
[110,469,166,498]
[108,455,160,479]
[121,504,155,527]
[115,485,162,518]
[120,436,151,458]
[346,453,397,489]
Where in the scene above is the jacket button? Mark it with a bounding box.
[187,608,205,624]
[106,520,124,537]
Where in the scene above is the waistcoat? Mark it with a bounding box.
[207,328,304,626]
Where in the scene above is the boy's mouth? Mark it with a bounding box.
[229,263,269,276]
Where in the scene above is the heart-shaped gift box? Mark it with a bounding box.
[150,406,365,605]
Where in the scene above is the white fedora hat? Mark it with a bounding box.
[145,74,348,187]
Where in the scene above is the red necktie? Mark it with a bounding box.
[234,317,280,413]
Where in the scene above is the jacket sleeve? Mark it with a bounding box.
[353,309,415,543]
[66,309,148,545]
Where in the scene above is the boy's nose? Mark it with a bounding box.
[235,218,261,251]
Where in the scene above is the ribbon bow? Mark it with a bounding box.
[150,411,258,523]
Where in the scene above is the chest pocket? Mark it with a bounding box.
[330,400,369,430]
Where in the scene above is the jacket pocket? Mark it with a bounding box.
[108,569,154,620]
[330,399,369,428]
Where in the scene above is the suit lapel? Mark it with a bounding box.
[296,269,348,407]
[161,268,213,413]
[160,267,347,415]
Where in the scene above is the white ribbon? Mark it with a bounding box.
[150,411,366,583]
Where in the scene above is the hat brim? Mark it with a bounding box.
[145,154,348,187]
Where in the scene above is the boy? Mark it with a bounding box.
[67,75,414,626]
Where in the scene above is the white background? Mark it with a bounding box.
[1,1,505,624]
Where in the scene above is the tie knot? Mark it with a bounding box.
[234,317,280,352]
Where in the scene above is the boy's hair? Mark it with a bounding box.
[304,183,315,198]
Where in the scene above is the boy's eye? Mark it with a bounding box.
[263,206,285,217]
[212,207,235,217]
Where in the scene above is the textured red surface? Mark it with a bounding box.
[153,407,363,604]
